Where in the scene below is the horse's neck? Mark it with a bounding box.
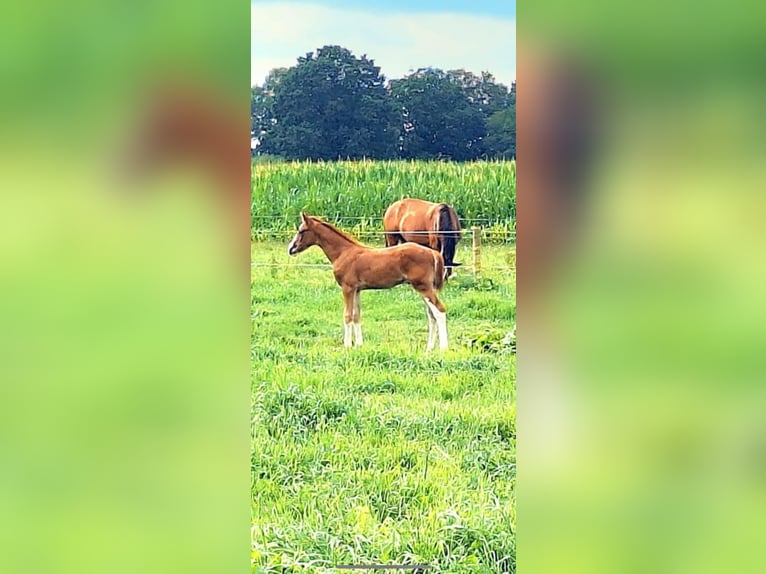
[315,223,358,262]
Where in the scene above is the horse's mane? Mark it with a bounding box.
[311,217,363,246]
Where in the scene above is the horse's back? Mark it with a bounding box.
[390,242,443,269]
[387,241,432,254]
[385,198,435,221]
[341,243,438,289]
[398,198,438,217]
[394,242,446,289]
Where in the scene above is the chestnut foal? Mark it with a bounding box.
[287,213,449,351]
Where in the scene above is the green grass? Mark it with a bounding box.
[251,240,516,573]
[251,159,516,238]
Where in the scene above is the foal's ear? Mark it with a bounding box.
[300,212,308,225]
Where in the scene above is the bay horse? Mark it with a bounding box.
[383,198,462,278]
[287,213,449,351]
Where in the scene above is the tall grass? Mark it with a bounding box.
[251,160,516,236]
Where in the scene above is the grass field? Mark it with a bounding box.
[251,237,516,573]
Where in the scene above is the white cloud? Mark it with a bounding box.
[251,2,515,87]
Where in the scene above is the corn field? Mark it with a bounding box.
[251,159,516,238]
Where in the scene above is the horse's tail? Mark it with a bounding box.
[436,203,461,277]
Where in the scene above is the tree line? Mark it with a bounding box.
[251,45,515,162]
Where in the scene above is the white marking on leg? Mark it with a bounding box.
[343,322,352,347]
[353,322,363,346]
[436,310,448,350]
[424,298,436,352]
[425,299,448,351]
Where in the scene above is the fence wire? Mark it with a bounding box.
[250,262,516,273]
[251,225,514,273]
[252,230,515,240]
[251,215,515,223]
[253,230,515,236]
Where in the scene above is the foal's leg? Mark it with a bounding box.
[424,292,448,351]
[342,286,355,348]
[352,289,363,347]
[414,285,448,351]
[423,298,436,352]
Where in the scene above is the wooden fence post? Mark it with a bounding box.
[472,226,481,276]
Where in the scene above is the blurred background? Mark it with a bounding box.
[2,0,765,572]
[0,1,249,573]
[518,1,766,573]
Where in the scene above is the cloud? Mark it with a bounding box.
[251,2,515,87]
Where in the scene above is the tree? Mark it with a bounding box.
[264,45,398,160]
[447,69,512,118]
[251,68,288,152]
[390,68,486,161]
[484,82,516,159]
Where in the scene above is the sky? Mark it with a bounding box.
[251,0,516,88]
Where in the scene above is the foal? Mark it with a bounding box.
[287,213,449,351]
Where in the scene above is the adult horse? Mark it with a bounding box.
[383,198,461,278]
[288,213,449,351]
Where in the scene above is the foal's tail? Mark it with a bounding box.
[433,253,446,291]
[436,203,461,277]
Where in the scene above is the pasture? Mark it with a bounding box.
[251,160,516,573]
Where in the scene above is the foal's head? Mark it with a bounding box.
[287,213,320,255]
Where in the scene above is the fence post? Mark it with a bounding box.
[472,226,481,276]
